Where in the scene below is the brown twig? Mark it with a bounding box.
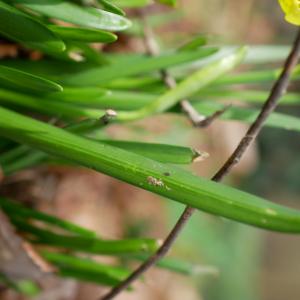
[100,24,300,300]
[142,15,229,127]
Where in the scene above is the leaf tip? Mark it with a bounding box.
[193,150,210,162]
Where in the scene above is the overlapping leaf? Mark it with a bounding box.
[0,1,65,53]
[12,0,131,31]
[1,107,300,233]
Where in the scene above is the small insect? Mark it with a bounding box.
[147,176,164,187]
[99,109,117,125]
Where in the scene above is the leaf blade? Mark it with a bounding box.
[1,106,300,233]
[63,47,218,86]
[48,25,118,43]
[0,1,65,53]
[13,0,131,31]
[0,65,63,93]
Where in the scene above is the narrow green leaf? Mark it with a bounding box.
[116,47,247,121]
[0,197,96,237]
[48,25,117,43]
[1,151,45,175]
[42,251,129,280]
[0,1,65,53]
[1,140,201,176]
[99,140,206,164]
[196,89,300,105]
[13,0,131,31]
[11,217,159,254]
[110,0,152,8]
[178,35,208,52]
[42,252,126,285]
[0,145,29,164]
[192,101,300,132]
[63,47,218,86]
[104,76,161,89]
[97,0,126,16]
[155,0,177,6]
[1,107,300,232]
[0,65,63,93]
[128,254,217,276]
[0,88,102,119]
[0,58,95,79]
[55,268,120,286]
[214,65,300,86]
[85,65,300,89]
[69,89,153,109]
[47,87,110,103]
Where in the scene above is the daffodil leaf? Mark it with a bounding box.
[0,1,65,53]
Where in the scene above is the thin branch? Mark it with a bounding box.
[100,25,300,300]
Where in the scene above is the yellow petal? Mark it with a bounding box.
[278,0,300,25]
[279,0,292,13]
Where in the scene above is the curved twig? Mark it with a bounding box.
[100,25,300,300]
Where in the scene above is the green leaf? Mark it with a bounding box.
[55,268,120,286]
[1,150,45,175]
[47,87,110,103]
[1,106,300,232]
[97,0,126,16]
[0,88,102,119]
[192,101,300,132]
[156,0,177,7]
[0,1,65,53]
[99,140,205,164]
[0,197,96,237]
[116,47,247,121]
[48,25,117,43]
[13,0,131,31]
[0,140,202,176]
[65,89,154,109]
[42,251,130,281]
[129,254,217,276]
[214,65,300,86]
[63,47,218,86]
[0,59,96,79]
[0,65,63,93]
[178,35,208,51]
[110,0,152,8]
[42,252,128,286]
[196,89,300,105]
[11,217,159,254]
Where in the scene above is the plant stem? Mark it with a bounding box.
[99,27,300,300]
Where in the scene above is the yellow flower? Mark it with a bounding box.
[278,0,300,25]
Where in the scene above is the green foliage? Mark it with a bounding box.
[156,0,177,7]
[2,107,300,233]
[0,65,62,93]
[0,1,65,53]
[0,0,300,295]
[0,196,202,284]
[10,0,131,31]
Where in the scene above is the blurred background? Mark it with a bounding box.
[1,0,300,299]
